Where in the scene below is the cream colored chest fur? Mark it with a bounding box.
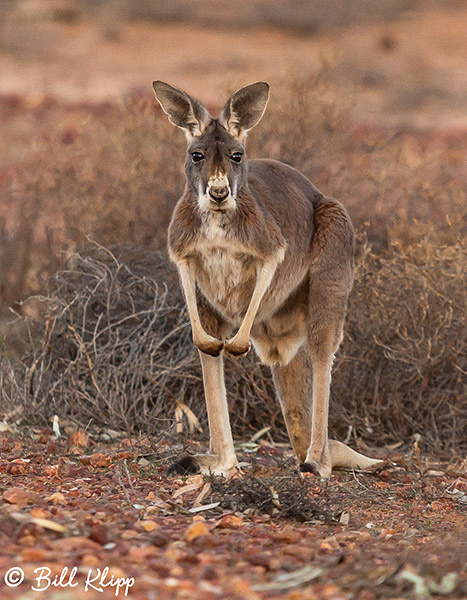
[193,215,256,320]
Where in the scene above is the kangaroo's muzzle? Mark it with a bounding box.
[207,174,231,205]
[208,186,230,203]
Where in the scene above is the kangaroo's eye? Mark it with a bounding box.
[192,152,205,163]
[231,152,243,163]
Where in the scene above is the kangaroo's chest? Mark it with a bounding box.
[193,217,256,318]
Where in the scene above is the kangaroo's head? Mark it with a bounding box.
[152,81,269,213]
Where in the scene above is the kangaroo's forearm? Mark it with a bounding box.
[224,259,278,356]
[237,261,277,337]
[177,261,202,334]
[177,260,224,356]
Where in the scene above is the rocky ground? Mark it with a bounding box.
[0,428,465,599]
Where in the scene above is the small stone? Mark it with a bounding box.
[215,514,244,529]
[128,547,158,563]
[141,520,158,532]
[248,553,270,569]
[21,548,48,562]
[377,470,392,482]
[46,492,66,505]
[81,554,101,567]
[151,531,169,547]
[90,453,112,468]
[89,523,108,545]
[185,521,210,542]
[3,488,35,507]
[199,566,218,581]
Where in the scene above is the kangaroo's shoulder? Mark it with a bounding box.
[247,159,324,202]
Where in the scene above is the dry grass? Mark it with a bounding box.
[1,221,465,454]
[0,73,465,455]
[334,225,466,452]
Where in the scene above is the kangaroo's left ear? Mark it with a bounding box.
[219,82,269,140]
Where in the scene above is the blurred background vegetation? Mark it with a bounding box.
[0,0,465,454]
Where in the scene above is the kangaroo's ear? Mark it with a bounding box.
[152,81,212,138]
[219,82,269,139]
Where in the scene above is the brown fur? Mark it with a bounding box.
[153,80,382,477]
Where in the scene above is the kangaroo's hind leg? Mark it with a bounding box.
[300,197,382,477]
[271,326,381,476]
[271,346,313,462]
[302,312,383,476]
[302,316,343,477]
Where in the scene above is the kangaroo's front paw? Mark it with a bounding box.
[194,335,224,357]
[224,337,251,359]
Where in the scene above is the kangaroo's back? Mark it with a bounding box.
[248,158,323,205]
[246,158,321,251]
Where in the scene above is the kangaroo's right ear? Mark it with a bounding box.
[152,81,212,138]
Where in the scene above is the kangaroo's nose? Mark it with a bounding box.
[208,186,229,202]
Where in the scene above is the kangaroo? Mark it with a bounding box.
[153,80,382,477]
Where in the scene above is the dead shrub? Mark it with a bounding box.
[1,222,465,454]
[333,225,467,452]
[0,243,276,439]
[210,465,334,522]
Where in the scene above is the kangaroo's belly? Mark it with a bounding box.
[251,279,309,367]
[195,248,256,323]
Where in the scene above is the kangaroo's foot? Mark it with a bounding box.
[300,442,332,478]
[328,440,383,471]
[300,439,383,478]
[168,453,238,478]
[194,334,224,357]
